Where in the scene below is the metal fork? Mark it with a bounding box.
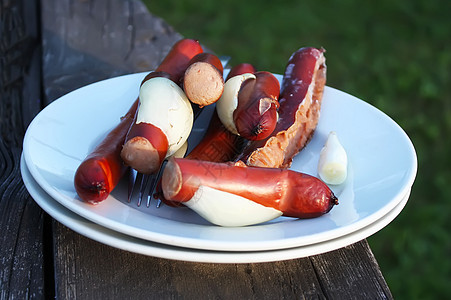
[127,161,166,207]
[128,55,231,207]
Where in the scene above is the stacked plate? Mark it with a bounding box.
[21,72,417,263]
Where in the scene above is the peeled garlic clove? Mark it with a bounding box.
[318,131,348,185]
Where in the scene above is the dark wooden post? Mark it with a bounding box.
[0,0,48,298]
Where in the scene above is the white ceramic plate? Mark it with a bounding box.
[23,71,417,251]
[21,155,411,263]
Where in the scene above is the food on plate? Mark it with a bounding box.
[74,40,335,226]
[161,157,338,226]
[176,62,257,163]
[237,47,327,168]
[120,76,193,174]
[183,53,224,107]
[225,63,257,81]
[74,100,139,204]
[154,110,246,207]
[318,131,348,185]
[217,71,280,140]
[74,38,202,203]
[119,38,205,175]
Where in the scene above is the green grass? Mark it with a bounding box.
[143,0,450,298]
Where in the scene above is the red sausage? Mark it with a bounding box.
[155,39,204,84]
[226,63,256,81]
[121,119,170,174]
[183,53,224,107]
[233,71,280,140]
[277,47,326,133]
[162,157,338,219]
[186,111,244,162]
[74,100,138,204]
[238,47,327,168]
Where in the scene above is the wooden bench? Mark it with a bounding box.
[0,0,393,298]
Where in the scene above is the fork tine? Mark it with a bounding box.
[146,173,158,207]
[137,173,150,207]
[128,167,138,202]
[145,159,168,207]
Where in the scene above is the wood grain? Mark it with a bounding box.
[310,242,393,299]
[41,0,182,104]
[0,0,49,298]
[54,224,393,299]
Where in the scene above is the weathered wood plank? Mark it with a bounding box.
[0,0,42,146]
[0,140,47,300]
[310,242,393,299]
[54,224,328,299]
[0,0,48,298]
[54,224,393,299]
[41,0,182,104]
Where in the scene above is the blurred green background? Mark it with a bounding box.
[143,0,450,298]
